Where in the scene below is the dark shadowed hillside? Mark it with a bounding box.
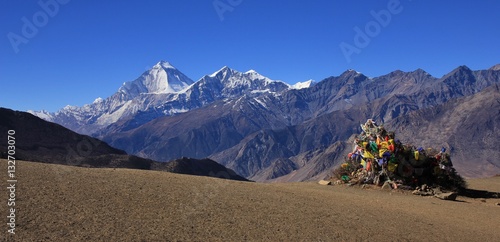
[0,107,126,165]
[160,157,249,181]
[0,108,248,181]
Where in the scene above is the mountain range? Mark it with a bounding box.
[29,62,500,181]
[30,61,310,136]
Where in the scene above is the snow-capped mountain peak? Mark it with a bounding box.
[118,61,194,99]
[63,105,77,111]
[209,67,273,86]
[155,60,176,70]
[346,69,362,75]
[244,69,269,81]
[209,66,234,78]
[245,69,259,75]
[219,68,276,88]
[291,79,315,89]
[93,97,104,104]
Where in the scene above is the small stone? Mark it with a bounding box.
[318,180,332,185]
[381,181,392,190]
[434,192,458,201]
[433,187,443,195]
[421,184,428,191]
[413,190,433,196]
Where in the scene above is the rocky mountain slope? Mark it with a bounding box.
[386,83,500,177]
[99,65,500,181]
[29,62,500,181]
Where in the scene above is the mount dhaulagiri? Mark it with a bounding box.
[30,61,300,136]
[31,63,500,181]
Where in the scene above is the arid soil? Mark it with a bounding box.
[2,160,499,241]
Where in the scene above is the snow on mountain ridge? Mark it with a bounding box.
[206,66,284,90]
[118,61,194,99]
[291,79,315,89]
[31,61,294,135]
[156,60,176,69]
[209,66,232,77]
[27,109,53,121]
[93,97,104,104]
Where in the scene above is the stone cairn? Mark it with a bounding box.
[331,119,466,194]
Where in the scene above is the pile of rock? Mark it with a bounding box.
[332,119,466,193]
[411,184,458,200]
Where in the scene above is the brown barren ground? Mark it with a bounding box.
[2,160,499,241]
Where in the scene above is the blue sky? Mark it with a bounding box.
[1,0,499,112]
